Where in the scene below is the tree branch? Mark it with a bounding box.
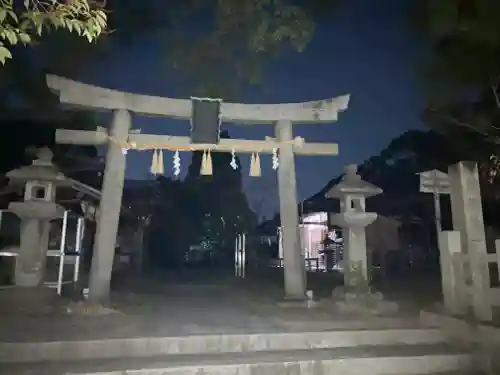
[429,107,500,144]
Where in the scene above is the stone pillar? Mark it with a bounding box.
[449,167,467,253]
[448,162,492,321]
[275,120,306,299]
[343,226,369,293]
[439,231,467,315]
[15,219,45,287]
[88,109,131,301]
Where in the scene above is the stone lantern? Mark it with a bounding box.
[327,164,382,293]
[6,147,66,287]
[326,165,397,315]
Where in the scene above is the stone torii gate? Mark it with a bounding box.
[46,75,350,301]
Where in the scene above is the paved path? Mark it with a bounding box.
[0,270,431,342]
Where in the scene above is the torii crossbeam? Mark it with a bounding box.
[47,75,350,301]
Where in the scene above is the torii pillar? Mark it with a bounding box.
[276,120,306,299]
[88,109,131,300]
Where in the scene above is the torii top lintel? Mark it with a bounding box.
[46,75,350,125]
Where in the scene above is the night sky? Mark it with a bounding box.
[81,0,424,219]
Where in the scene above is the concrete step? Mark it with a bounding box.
[0,328,448,363]
[0,344,479,375]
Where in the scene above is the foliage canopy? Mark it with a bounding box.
[0,0,107,64]
[414,0,500,181]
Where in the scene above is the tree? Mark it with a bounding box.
[164,0,316,98]
[184,131,257,265]
[148,176,204,268]
[246,177,279,223]
[0,0,107,64]
[413,0,500,181]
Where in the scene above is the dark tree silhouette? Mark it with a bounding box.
[412,0,500,179]
[146,131,256,269]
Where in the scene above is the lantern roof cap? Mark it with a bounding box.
[326,164,382,198]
